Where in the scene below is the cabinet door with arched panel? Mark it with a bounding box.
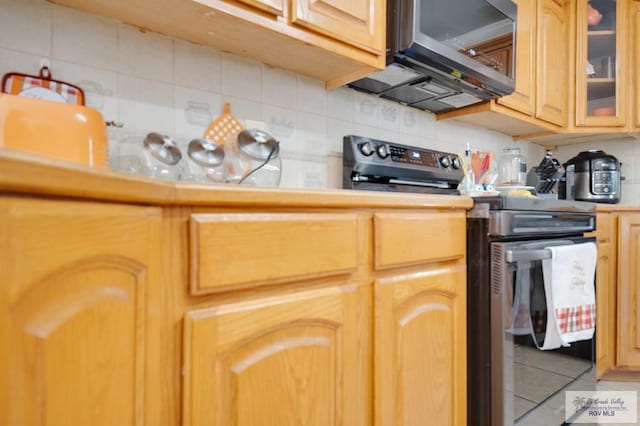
[497,0,537,116]
[182,282,371,426]
[0,197,163,426]
[616,214,640,368]
[375,266,467,426]
[536,0,569,126]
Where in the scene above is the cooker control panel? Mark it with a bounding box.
[342,135,465,192]
[592,170,619,194]
[389,145,441,167]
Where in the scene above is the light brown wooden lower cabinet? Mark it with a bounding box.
[595,210,640,380]
[0,197,163,426]
[182,283,372,426]
[375,266,467,426]
[1,195,467,425]
[595,240,615,378]
[616,214,640,368]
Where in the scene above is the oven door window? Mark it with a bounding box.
[509,260,548,347]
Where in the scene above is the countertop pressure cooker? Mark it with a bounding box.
[560,150,621,203]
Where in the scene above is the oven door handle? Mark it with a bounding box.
[505,248,554,263]
[505,237,596,263]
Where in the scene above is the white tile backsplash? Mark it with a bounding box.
[378,128,405,145]
[0,0,51,57]
[354,92,379,127]
[327,87,355,121]
[118,75,174,134]
[9,0,637,200]
[297,74,327,115]
[174,40,221,92]
[296,111,327,156]
[174,86,221,139]
[327,118,354,154]
[262,65,297,108]
[0,47,45,78]
[621,183,638,205]
[221,53,262,102]
[279,157,301,188]
[353,123,379,140]
[52,6,117,71]
[378,99,400,132]
[263,104,296,152]
[415,109,438,140]
[118,25,174,83]
[405,134,437,148]
[633,142,640,184]
[220,95,263,124]
[300,160,327,188]
[400,109,419,135]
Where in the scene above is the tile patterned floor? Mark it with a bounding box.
[514,345,592,421]
[513,347,640,425]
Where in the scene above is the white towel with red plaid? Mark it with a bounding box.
[540,242,597,350]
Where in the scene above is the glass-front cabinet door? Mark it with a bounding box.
[575,0,628,127]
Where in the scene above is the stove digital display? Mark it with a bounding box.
[390,146,439,167]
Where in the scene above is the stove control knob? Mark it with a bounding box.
[451,156,462,170]
[359,141,374,156]
[377,144,390,159]
[439,155,451,168]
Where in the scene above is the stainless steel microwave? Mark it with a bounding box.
[349,0,517,113]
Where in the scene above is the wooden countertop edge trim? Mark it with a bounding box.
[596,204,640,212]
[0,150,474,209]
[173,186,473,209]
[0,149,176,204]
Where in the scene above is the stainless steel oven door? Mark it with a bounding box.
[489,236,596,425]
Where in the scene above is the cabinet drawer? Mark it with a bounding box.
[373,212,466,269]
[190,213,359,294]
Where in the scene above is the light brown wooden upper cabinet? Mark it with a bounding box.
[437,0,569,137]
[497,0,571,127]
[496,0,536,116]
[291,0,384,54]
[236,0,384,53]
[237,0,286,17]
[574,0,628,127]
[49,0,386,88]
[534,0,569,126]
